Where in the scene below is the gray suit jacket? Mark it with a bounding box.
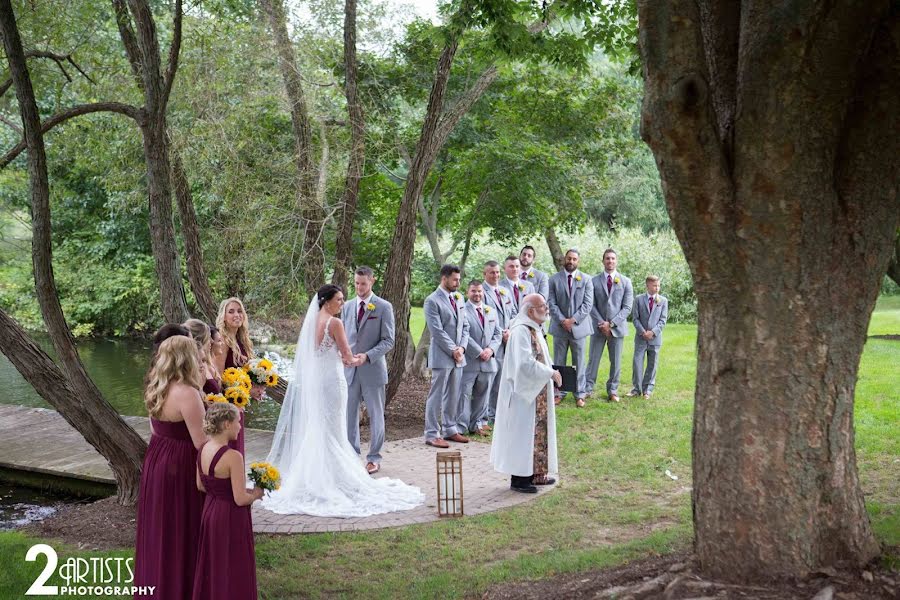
[342,294,395,386]
[632,293,668,347]
[424,287,470,369]
[590,272,634,339]
[482,282,515,329]
[462,302,502,373]
[521,268,549,299]
[547,270,594,339]
[498,278,535,314]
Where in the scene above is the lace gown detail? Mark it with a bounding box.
[262,316,424,518]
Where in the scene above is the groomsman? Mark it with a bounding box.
[342,266,395,474]
[587,248,634,403]
[547,249,594,407]
[423,264,471,448]
[519,245,549,298]
[630,276,668,399]
[482,260,515,424]
[459,280,502,435]
[499,255,534,313]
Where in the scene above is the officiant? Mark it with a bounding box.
[489,293,560,494]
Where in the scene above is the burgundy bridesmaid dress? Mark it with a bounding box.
[224,342,248,455]
[191,445,258,600]
[134,419,204,599]
[203,377,222,395]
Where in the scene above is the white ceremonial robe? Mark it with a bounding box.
[489,315,558,477]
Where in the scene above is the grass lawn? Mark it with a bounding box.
[2,299,897,599]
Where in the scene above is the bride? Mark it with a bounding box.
[262,284,424,517]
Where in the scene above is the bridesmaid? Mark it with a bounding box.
[216,297,254,454]
[184,318,221,395]
[150,323,190,357]
[134,336,207,599]
[209,325,227,380]
[192,403,262,599]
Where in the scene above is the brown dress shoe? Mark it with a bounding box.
[366,462,380,474]
[444,433,470,443]
[609,394,620,403]
[425,438,450,448]
[643,393,651,399]
[576,398,586,408]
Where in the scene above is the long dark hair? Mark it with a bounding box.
[317,284,344,309]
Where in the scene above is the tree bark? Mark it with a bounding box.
[113,0,190,323]
[260,0,326,294]
[638,0,897,581]
[544,227,564,272]
[170,138,218,322]
[332,0,365,289]
[0,1,146,504]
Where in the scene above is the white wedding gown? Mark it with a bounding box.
[262,302,424,518]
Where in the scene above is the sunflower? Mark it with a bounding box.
[206,393,227,404]
[266,373,279,387]
[222,367,243,386]
[258,358,274,371]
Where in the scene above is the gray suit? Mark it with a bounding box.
[459,302,502,432]
[498,278,535,314]
[631,293,669,394]
[587,272,634,396]
[547,270,594,398]
[482,282,515,422]
[342,294,394,464]
[520,267,549,299]
[424,286,470,439]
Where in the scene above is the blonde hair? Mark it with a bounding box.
[215,297,254,366]
[183,318,214,373]
[645,275,660,283]
[144,336,204,418]
[203,402,238,435]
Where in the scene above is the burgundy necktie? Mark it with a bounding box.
[477,307,484,328]
[449,294,458,312]
[494,288,502,307]
[357,301,365,323]
[520,271,527,281]
[513,285,520,305]
[649,297,655,312]
[607,274,612,293]
[567,273,572,294]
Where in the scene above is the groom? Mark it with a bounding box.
[342,266,395,474]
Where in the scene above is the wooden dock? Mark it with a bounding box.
[0,404,273,493]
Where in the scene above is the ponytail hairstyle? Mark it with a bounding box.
[183,318,214,373]
[215,297,254,366]
[203,402,239,436]
[144,336,204,418]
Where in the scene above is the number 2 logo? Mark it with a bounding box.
[26,544,58,595]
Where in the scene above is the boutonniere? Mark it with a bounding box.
[484,306,491,314]
[517,283,525,292]
[653,294,661,303]
[366,302,376,311]
[498,288,507,296]
[454,292,463,302]
[614,276,621,285]
[575,275,582,282]
[528,271,535,278]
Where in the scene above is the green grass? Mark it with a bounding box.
[2,302,897,599]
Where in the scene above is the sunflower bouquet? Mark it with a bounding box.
[221,367,252,409]
[242,357,280,388]
[248,461,281,494]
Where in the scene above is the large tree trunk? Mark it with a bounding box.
[115,0,190,323]
[171,140,218,322]
[260,0,326,294]
[638,0,897,581]
[382,25,499,402]
[331,0,365,289]
[544,227,564,272]
[0,2,146,505]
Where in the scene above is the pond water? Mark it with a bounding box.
[0,333,288,430]
[0,482,80,530]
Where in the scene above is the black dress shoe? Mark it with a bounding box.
[510,483,538,493]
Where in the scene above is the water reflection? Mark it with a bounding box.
[0,334,288,430]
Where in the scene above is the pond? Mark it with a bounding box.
[1,334,287,430]
[0,482,79,530]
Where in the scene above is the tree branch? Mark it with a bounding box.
[1,102,144,169]
[162,0,182,108]
[111,0,143,86]
[430,65,499,160]
[0,113,22,133]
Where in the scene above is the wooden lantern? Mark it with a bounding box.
[436,451,464,517]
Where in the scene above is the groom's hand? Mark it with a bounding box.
[354,353,368,366]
